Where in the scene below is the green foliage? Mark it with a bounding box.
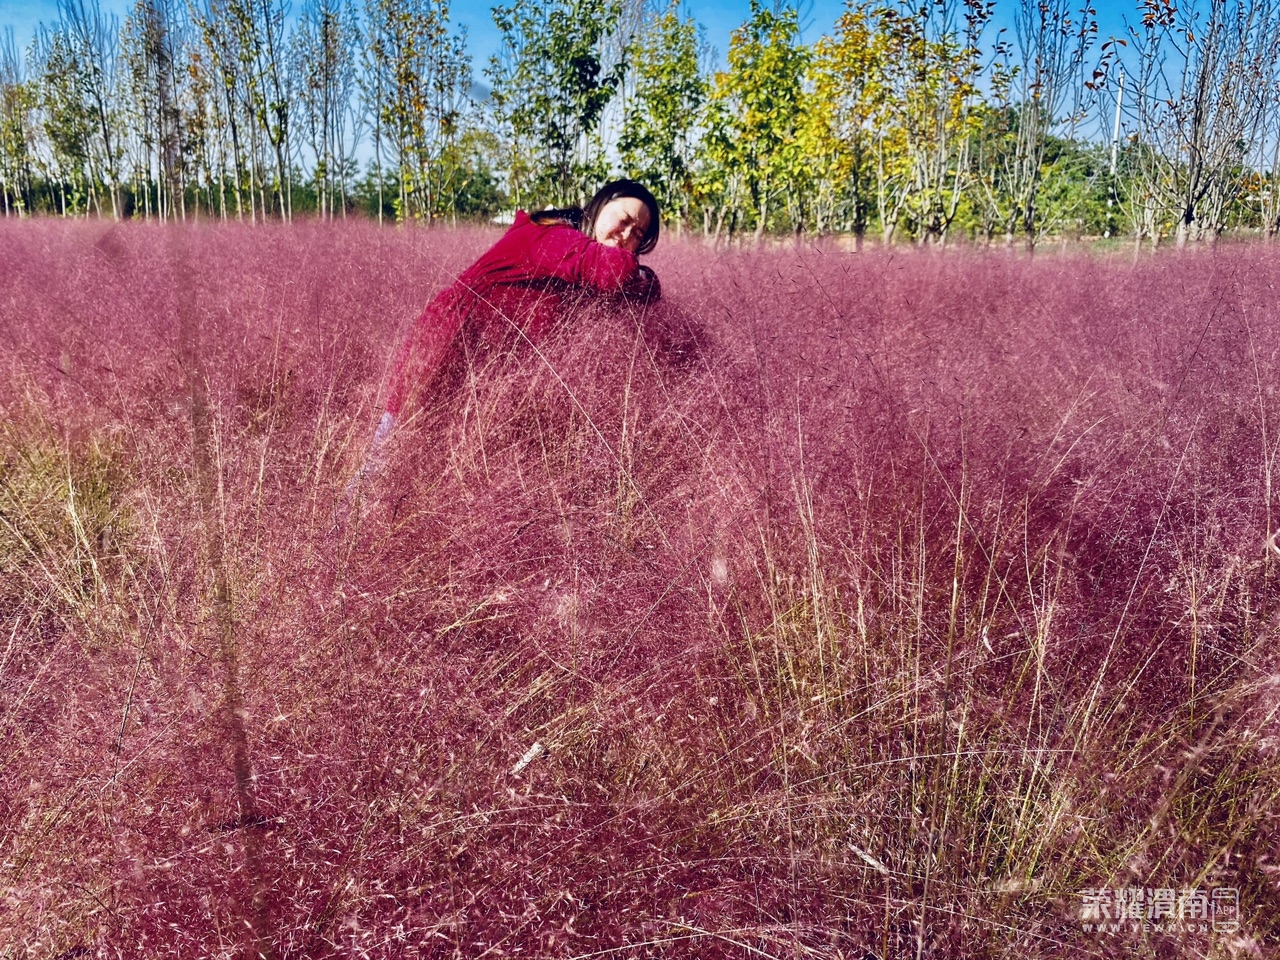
[966,117,1115,244]
[349,129,503,222]
[873,0,989,243]
[0,32,36,215]
[1036,136,1112,239]
[364,0,470,221]
[353,159,396,219]
[617,2,704,226]
[487,0,627,209]
[7,0,1280,242]
[35,28,95,212]
[698,0,808,238]
[802,1,886,236]
[120,0,193,219]
[439,128,505,219]
[292,0,361,219]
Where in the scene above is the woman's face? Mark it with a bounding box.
[593,196,651,254]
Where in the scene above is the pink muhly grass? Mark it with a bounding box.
[1,217,1278,958]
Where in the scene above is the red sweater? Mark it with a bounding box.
[384,211,659,416]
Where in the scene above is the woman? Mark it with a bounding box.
[347,179,662,503]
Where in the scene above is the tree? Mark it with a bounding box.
[293,0,360,218]
[874,0,991,244]
[364,0,470,220]
[617,2,705,230]
[194,0,293,221]
[58,0,124,218]
[1261,96,1280,239]
[33,27,97,215]
[244,0,295,219]
[122,0,194,219]
[487,0,628,208]
[1031,132,1113,239]
[979,0,1102,248]
[437,126,505,220]
[803,0,889,241]
[700,0,809,239]
[195,0,258,219]
[1126,0,1280,246]
[183,31,223,218]
[0,28,37,215]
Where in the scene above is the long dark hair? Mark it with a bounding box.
[530,179,661,255]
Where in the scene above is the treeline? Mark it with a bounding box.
[4,0,1280,246]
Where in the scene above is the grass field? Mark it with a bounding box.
[2,219,1277,958]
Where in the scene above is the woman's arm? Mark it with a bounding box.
[523,222,647,293]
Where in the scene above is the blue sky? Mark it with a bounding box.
[3,0,1134,83]
[452,0,859,67]
[1,0,1135,63]
[1,0,857,63]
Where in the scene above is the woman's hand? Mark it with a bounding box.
[622,264,661,305]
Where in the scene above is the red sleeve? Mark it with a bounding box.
[520,218,641,292]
